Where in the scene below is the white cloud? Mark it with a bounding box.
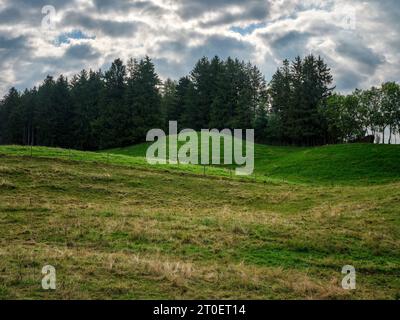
[0,0,398,95]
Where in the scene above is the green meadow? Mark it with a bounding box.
[0,143,399,299]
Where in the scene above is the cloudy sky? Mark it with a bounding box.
[0,0,399,96]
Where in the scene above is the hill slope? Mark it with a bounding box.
[107,142,400,185]
[0,148,399,299]
[1,142,399,185]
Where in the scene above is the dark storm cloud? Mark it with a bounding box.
[367,0,400,24]
[9,0,74,8]
[93,0,148,10]
[177,0,244,19]
[0,35,27,50]
[154,39,187,55]
[335,69,365,91]
[155,34,254,59]
[153,57,189,80]
[0,0,78,28]
[0,7,22,24]
[62,11,145,37]
[152,35,255,80]
[335,37,385,74]
[261,31,312,60]
[92,0,166,15]
[64,43,100,60]
[198,1,270,27]
[0,35,31,64]
[0,34,32,92]
[190,35,254,60]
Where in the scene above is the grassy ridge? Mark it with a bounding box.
[108,141,400,185]
[0,145,241,182]
[1,142,399,185]
[254,143,400,184]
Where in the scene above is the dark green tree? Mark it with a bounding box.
[269,55,334,145]
[161,78,178,128]
[0,87,21,144]
[175,76,196,129]
[95,58,129,148]
[131,56,162,142]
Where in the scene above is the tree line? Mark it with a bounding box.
[268,56,400,145]
[0,54,399,150]
[324,83,400,144]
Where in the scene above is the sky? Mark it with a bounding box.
[0,0,399,96]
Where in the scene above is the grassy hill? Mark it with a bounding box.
[2,140,399,185]
[0,143,399,299]
[107,140,400,185]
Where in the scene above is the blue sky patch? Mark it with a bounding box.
[54,30,96,46]
[230,23,266,35]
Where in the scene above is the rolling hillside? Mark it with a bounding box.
[0,143,399,299]
[107,141,400,184]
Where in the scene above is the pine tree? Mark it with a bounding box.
[53,75,74,148]
[190,57,214,130]
[36,76,57,146]
[162,78,178,129]
[268,59,291,144]
[131,56,162,142]
[269,55,334,145]
[176,76,195,129]
[96,58,128,148]
[0,87,21,144]
[71,69,104,150]
[19,88,38,146]
[210,57,232,129]
[248,63,267,127]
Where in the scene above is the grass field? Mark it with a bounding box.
[0,143,399,299]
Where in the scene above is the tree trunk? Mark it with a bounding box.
[389,126,392,145]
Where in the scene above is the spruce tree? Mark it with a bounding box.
[96,58,128,148]
[131,56,162,142]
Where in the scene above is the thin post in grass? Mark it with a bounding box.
[29,143,33,208]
